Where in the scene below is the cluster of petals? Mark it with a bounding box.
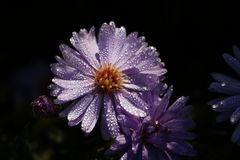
[209,46,240,143]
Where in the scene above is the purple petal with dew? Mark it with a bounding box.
[52,78,93,89]
[70,30,99,68]
[78,27,99,57]
[208,97,226,106]
[230,107,240,124]
[124,73,162,90]
[55,55,67,65]
[98,22,115,64]
[168,97,192,117]
[209,82,240,95]
[114,33,148,68]
[56,85,95,102]
[102,94,120,139]
[81,95,102,134]
[169,96,189,111]
[48,84,63,97]
[122,67,139,75]
[51,63,78,79]
[223,53,240,76]
[151,86,173,120]
[53,56,96,80]
[67,94,94,122]
[121,48,164,77]
[59,44,95,76]
[123,83,149,91]
[116,94,146,117]
[116,91,148,117]
[211,73,240,84]
[211,95,240,112]
[98,22,127,64]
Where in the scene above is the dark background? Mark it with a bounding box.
[1,1,240,159]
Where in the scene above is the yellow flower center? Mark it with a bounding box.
[94,64,123,92]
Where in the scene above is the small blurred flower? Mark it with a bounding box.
[49,21,166,139]
[209,46,240,144]
[106,86,196,159]
[31,95,55,117]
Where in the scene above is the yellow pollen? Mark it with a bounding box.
[94,64,123,92]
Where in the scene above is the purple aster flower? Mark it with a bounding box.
[49,22,166,139]
[106,86,196,159]
[209,46,240,143]
[31,95,55,117]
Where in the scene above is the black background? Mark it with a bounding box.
[1,1,240,159]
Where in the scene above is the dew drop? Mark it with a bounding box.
[221,82,226,87]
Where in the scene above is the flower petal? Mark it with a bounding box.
[120,47,165,76]
[101,94,120,139]
[230,106,240,124]
[116,92,148,117]
[59,44,95,76]
[98,22,127,64]
[223,53,240,76]
[209,82,240,95]
[211,73,240,84]
[123,82,149,91]
[114,33,147,68]
[81,95,102,134]
[70,28,100,68]
[52,78,93,89]
[56,86,95,102]
[48,84,63,97]
[67,94,94,122]
[211,95,240,112]
[124,73,164,90]
[50,62,78,79]
[116,92,147,117]
[151,86,173,120]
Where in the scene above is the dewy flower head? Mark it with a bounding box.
[209,46,240,143]
[49,21,167,139]
[106,86,196,159]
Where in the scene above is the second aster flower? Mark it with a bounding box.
[49,22,167,139]
[106,86,196,159]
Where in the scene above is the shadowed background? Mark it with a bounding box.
[1,1,240,159]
